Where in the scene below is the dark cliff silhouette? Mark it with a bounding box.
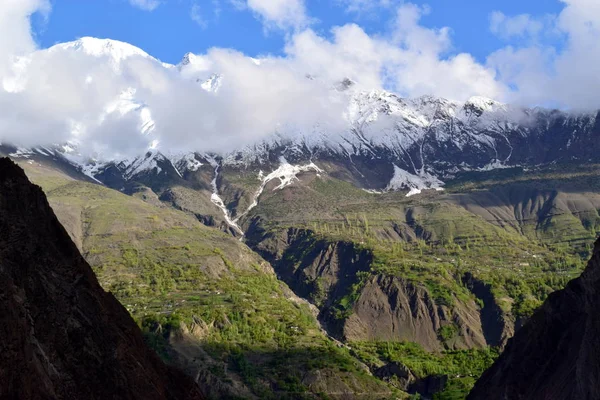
[469,237,600,400]
[0,158,203,400]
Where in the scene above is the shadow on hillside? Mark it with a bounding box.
[162,337,395,400]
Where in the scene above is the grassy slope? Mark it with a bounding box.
[20,161,393,399]
[235,166,600,398]
[351,342,499,400]
[245,169,588,316]
[23,160,600,399]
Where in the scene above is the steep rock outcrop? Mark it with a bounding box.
[342,275,488,352]
[247,226,373,307]
[0,158,203,400]
[249,226,502,351]
[468,237,600,400]
[463,273,515,348]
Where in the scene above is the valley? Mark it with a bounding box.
[4,40,600,399]
[9,146,600,399]
[4,0,600,398]
[17,160,394,399]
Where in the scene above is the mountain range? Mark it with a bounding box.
[5,36,600,399]
[7,37,600,193]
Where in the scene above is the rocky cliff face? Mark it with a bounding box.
[248,226,512,351]
[469,237,600,400]
[343,275,488,352]
[462,273,515,348]
[249,227,373,307]
[0,158,203,400]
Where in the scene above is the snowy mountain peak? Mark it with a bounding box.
[414,94,455,106]
[411,95,460,119]
[200,74,223,93]
[464,96,506,114]
[52,37,152,63]
[122,149,185,179]
[180,52,199,67]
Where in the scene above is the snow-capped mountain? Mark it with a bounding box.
[215,89,597,180]
[5,37,600,204]
[9,86,600,194]
[51,37,156,65]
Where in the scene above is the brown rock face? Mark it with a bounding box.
[250,227,508,352]
[343,275,488,352]
[468,237,600,400]
[0,159,203,400]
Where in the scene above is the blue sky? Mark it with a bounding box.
[34,0,566,64]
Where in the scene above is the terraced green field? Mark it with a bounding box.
[21,160,600,399]
[22,162,393,399]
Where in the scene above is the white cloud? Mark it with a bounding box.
[0,0,50,66]
[488,0,600,108]
[0,1,510,159]
[190,3,208,28]
[237,0,310,31]
[337,0,397,14]
[284,25,387,90]
[0,38,349,157]
[489,11,555,40]
[487,46,555,106]
[386,4,505,100]
[7,0,600,160]
[284,4,505,101]
[128,0,161,11]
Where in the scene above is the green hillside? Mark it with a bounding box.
[20,160,600,399]
[21,161,393,399]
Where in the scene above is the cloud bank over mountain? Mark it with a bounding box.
[0,0,598,159]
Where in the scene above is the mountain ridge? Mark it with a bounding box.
[6,35,600,399]
[0,157,204,400]
[6,36,600,190]
[468,237,600,400]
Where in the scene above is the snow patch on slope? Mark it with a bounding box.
[206,156,244,236]
[386,165,444,197]
[8,147,34,158]
[80,163,105,184]
[478,159,512,171]
[263,157,323,191]
[173,153,204,174]
[234,157,324,222]
[125,151,162,178]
